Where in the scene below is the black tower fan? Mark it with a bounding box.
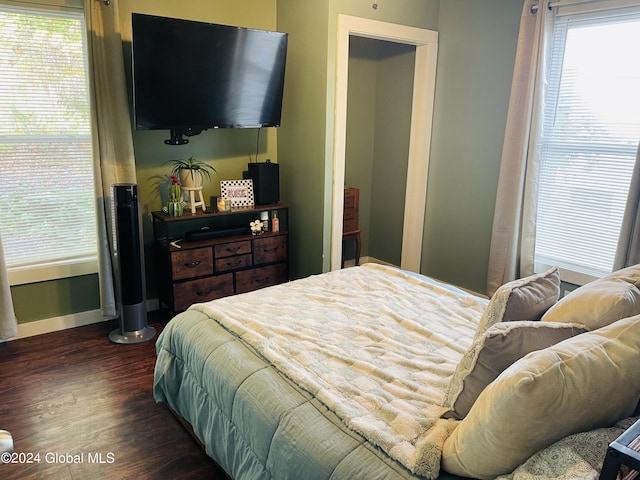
[109,184,156,344]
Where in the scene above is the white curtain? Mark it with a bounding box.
[615,144,640,269]
[85,0,137,317]
[486,0,554,296]
[0,234,17,340]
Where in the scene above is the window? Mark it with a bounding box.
[534,6,640,285]
[0,1,97,286]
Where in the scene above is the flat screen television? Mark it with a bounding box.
[131,13,288,145]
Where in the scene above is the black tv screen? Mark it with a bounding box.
[131,14,288,142]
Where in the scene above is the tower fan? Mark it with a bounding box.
[109,184,156,344]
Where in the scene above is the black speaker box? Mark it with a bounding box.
[246,161,279,205]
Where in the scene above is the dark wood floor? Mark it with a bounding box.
[0,311,228,480]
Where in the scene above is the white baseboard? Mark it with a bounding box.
[361,256,397,267]
[10,298,161,341]
[342,256,398,269]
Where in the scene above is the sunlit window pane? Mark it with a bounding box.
[535,14,640,280]
[0,6,97,282]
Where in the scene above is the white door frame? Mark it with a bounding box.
[330,15,438,272]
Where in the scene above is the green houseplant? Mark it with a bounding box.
[166,174,184,216]
[167,157,217,188]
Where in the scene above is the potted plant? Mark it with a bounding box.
[167,157,217,188]
[166,175,184,217]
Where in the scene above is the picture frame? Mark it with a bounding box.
[220,179,254,207]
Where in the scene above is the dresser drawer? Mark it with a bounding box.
[215,240,251,258]
[215,253,252,273]
[344,206,357,221]
[344,206,358,231]
[344,192,357,208]
[343,218,358,233]
[171,248,213,280]
[173,274,233,311]
[235,263,287,294]
[343,187,359,232]
[253,235,287,265]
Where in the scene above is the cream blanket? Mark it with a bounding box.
[192,263,487,478]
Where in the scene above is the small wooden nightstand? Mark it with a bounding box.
[599,418,640,480]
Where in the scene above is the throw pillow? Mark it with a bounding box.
[604,263,640,285]
[475,266,560,336]
[542,268,640,330]
[442,320,586,420]
[441,314,640,480]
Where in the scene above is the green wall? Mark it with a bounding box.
[277,0,330,279]
[12,0,525,323]
[118,0,280,299]
[423,0,523,293]
[369,41,414,265]
[12,275,100,323]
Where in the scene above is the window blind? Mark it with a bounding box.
[552,0,640,17]
[534,11,640,281]
[0,5,97,284]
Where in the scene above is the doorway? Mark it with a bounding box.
[344,36,415,267]
[330,15,438,272]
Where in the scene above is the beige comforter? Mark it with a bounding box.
[192,263,487,478]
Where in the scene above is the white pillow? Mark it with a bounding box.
[542,265,640,330]
[441,314,640,479]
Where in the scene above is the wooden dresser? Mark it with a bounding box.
[152,205,288,312]
[342,187,361,267]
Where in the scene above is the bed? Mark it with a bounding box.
[154,262,640,479]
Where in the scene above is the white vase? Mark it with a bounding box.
[179,169,202,188]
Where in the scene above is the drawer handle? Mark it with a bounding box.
[184,260,201,268]
[195,288,214,297]
[226,259,242,267]
[225,246,241,253]
[262,247,278,253]
[255,276,270,285]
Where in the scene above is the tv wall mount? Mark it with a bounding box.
[165,127,206,145]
